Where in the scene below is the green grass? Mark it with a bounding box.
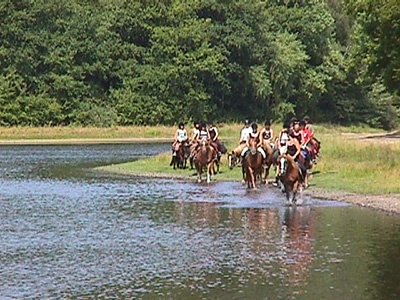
[311,136,400,194]
[314,123,386,134]
[97,152,245,181]
[98,140,245,181]
[98,124,400,194]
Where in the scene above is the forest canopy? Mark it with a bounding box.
[0,0,398,129]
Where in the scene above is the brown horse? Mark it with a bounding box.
[260,140,274,184]
[193,141,217,183]
[277,153,302,204]
[243,138,263,189]
[170,142,190,169]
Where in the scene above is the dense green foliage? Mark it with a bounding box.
[0,0,398,128]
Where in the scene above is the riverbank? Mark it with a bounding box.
[96,124,400,214]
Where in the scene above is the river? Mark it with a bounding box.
[0,144,399,299]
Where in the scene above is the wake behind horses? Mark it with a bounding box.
[170,119,321,204]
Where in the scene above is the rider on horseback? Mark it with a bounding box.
[240,123,267,161]
[290,120,304,146]
[209,121,226,156]
[190,121,200,141]
[272,121,291,186]
[303,116,320,160]
[303,116,315,136]
[239,119,253,144]
[172,122,188,156]
[199,123,209,141]
[259,120,274,148]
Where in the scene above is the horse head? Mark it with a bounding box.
[182,142,190,158]
[248,138,257,156]
[201,140,208,155]
[228,151,236,169]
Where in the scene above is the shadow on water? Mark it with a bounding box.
[0,144,399,299]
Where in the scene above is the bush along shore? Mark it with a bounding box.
[95,124,400,214]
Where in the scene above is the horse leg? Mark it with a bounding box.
[207,163,212,183]
[292,181,299,204]
[304,172,309,189]
[246,169,251,189]
[263,166,270,185]
[190,156,194,170]
[249,168,255,189]
[242,166,246,183]
[285,185,293,204]
[196,164,202,183]
[279,179,285,193]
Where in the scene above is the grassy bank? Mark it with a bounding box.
[98,124,400,195]
[98,151,243,181]
[311,136,400,194]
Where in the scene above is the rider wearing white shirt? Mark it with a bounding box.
[239,119,252,144]
[172,123,188,155]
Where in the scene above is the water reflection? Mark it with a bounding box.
[280,207,315,289]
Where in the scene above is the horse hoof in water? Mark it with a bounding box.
[197,178,202,183]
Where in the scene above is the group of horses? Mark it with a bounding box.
[170,140,222,183]
[227,138,320,204]
[170,137,320,204]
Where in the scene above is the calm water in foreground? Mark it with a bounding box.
[0,144,399,300]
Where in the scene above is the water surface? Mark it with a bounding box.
[0,144,399,299]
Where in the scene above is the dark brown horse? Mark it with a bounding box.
[277,153,302,204]
[193,141,217,183]
[170,142,190,169]
[243,138,263,189]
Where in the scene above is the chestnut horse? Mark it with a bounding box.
[193,141,217,183]
[242,138,263,189]
[277,153,302,204]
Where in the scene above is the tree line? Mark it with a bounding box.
[0,0,398,129]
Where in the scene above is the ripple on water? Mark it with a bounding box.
[0,144,399,299]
